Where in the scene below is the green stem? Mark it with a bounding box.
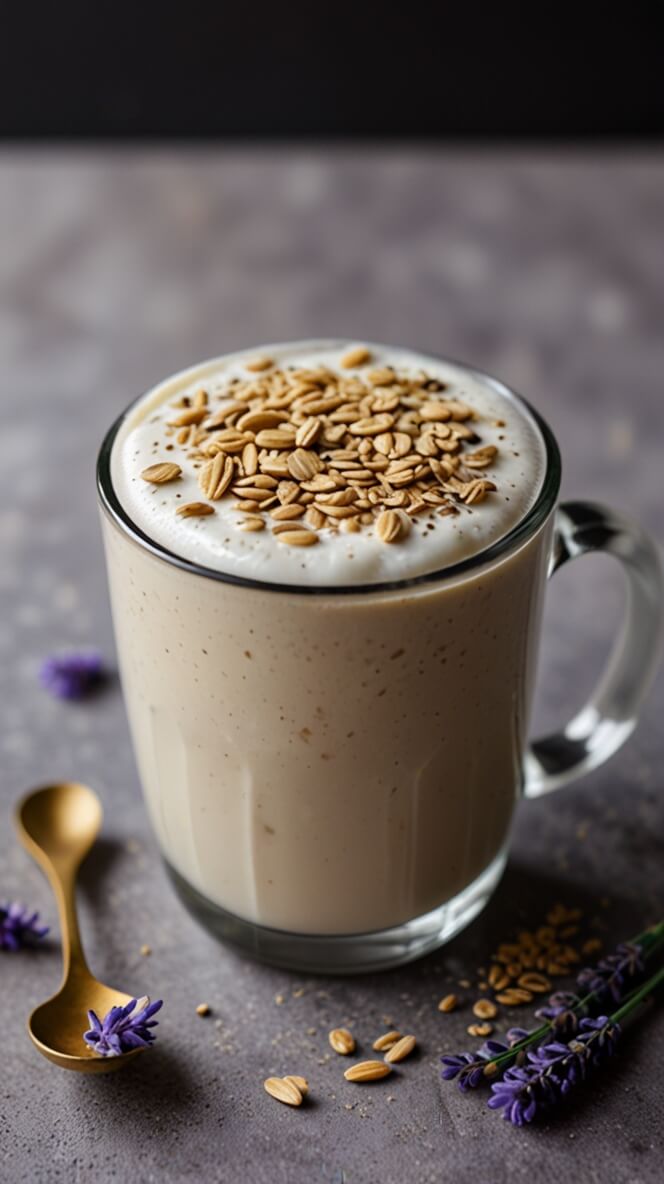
[611,963,664,1025]
[629,920,664,949]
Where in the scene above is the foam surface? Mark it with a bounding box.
[110,341,546,585]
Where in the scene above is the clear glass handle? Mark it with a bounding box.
[524,501,663,797]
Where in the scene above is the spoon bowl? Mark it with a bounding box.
[28,983,139,1072]
[19,781,102,858]
[16,782,142,1072]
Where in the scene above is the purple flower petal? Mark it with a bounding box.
[0,901,49,951]
[83,995,163,1057]
[39,651,105,701]
[487,1018,621,1124]
[121,1030,151,1050]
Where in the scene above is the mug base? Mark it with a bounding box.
[165,847,508,974]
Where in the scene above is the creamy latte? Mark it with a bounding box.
[101,342,551,941]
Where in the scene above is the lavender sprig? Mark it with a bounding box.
[39,651,104,700]
[441,1040,509,1090]
[488,963,664,1125]
[487,1015,622,1125]
[534,991,583,1037]
[576,942,645,1005]
[0,901,49,951]
[441,921,664,1090]
[84,996,163,1057]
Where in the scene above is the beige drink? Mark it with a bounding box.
[102,518,549,935]
[101,340,550,941]
[100,338,663,970]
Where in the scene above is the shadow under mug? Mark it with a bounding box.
[97,356,663,973]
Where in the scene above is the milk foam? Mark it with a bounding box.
[110,341,547,586]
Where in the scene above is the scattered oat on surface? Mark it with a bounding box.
[139,944,151,957]
[488,965,510,991]
[196,1003,210,1017]
[343,1061,392,1083]
[264,1077,303,1106]
[559,924,580,939]
[450,901,591,1026]
[546,904,582,926]
[372,1031,402,1051]
[467,1022,493,1038]
[517,972,551,993]
[329,1028,356,1055]
[438,994,458,1013]
[283,1075,308,1096]
[582,937,603,956]
[472,999,498,1020]
[495,987,534,1006]
[383,1035,416,1064]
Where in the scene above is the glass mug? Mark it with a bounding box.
[97,353,663,973]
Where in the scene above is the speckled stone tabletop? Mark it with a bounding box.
[1,148,663,1184]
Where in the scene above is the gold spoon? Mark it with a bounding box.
[16,782,141,1072]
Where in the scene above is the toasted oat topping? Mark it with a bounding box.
[144,347,502,549]
[140,462,182,484]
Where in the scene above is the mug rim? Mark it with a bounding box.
[96,342,562,597]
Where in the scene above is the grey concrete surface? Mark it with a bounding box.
[0,148,663,1184]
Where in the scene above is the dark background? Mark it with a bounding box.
[1,1,662,139]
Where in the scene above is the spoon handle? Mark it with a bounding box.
[19,833,93,986]
[46,855,93,986]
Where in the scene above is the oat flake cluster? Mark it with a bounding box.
[140,346,501,548]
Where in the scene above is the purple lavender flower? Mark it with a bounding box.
[440,1052,486,1089]
[488,1017,621,1124]
[575,1015,622,1063]
[577,943,644,1005]
[84,996,163,1057]
[534,991,582,1037]
[39,651,104,700]
[0,901,49,951]
[506,1028,530,1047]
[441,1040,509,1090]
[486,1066,545,1125]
